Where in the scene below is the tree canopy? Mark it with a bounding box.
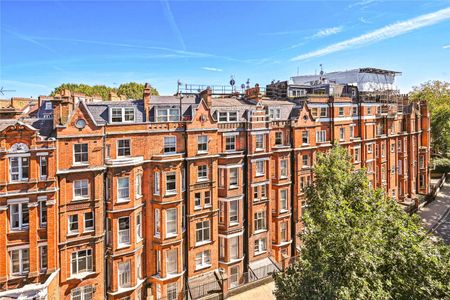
[273,146,450,300]
[410,80,450,156]
[50,82,159,100]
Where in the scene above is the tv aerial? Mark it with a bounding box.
[0,87,16,96]
[229,75,236,92]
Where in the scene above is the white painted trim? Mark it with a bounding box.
[251,180,270,187]
[7,198,29,204]
[250,157,269,163]
[218,164,243,169]
[218,230,244,239]
[222,132,240,137]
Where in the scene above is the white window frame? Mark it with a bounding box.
[118,217,130,247]
[117,177,130,202]
[40,245,47,272]
[157,108,180,122]
[280,159,288,178]
[302,130,309,145]
[71,249,93,275]
[68,214,79,234]
[280,189,288,212]
[10,247,30,276]
[254,211,266,232]
[73,179,89,200]
[229,168,238,188]
[225,135,236,151]
[218,111,238,122]
[73,143,88,165]
[164,136,177,154]
[136,212,143,241]
[197,165,208,181]
[165,172,177,195]
[166,208,177,237]
[154,172,160,195]
[167,282,178,300]
[275,132,283,145]
[110,107,135,123]
[195,220,211,244]
[39,156,48,179]
[316,130,326,143]
[135,174,142,198]
[84,211,94,232]
[230,237,239,260]
[255,134,264,150]
[339,127,345,141]
[71,285,93,300]
[39,200,47,228]
[198,135,208,153]
[154,209,161,237]
[166,249,178,274]
[229,200,239,225]
[10,202,29,231]
[9,156,29,182]
[195,250,211,270]
[118,261,131,288]
[204,191,211,207]
[117,139,131,157]
[255,160,265,176]
[254,238,267,254]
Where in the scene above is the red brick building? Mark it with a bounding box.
[0,75,430,299]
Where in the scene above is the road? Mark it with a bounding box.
[418,178,450,243]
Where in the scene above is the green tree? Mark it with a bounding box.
[50,82,158,100]
[410,80,450,155]
[273,146,450,300]
[118,82,159,98]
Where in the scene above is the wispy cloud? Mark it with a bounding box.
[292,7,450,61]
[359,17,372,24]
[349,0,380,9]
[311,26,343,39]
[202,67,223,72]
[284,26,343,50]
[160,0,186,51]
[443,45,450,49]
[3,28,59,55]
[259,29,306,37]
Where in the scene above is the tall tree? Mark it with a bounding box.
[273,146,450,300]
[50,82,158,100]
[410,80,450,155]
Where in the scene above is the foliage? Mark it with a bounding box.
[50,82,158,100]
[432,157,450,173]
[273,146,450,300]
[410,80,450,156]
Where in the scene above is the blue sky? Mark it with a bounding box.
[1,0,450,97]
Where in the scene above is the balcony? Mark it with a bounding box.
[106,156,144,167]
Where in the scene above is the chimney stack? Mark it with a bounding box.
[143,83,152,122]
[200,87,212,108]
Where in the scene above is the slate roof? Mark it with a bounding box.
[0,118,54,139]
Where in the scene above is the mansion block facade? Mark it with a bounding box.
[0,82,430,300]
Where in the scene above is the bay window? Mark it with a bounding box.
[118,217,130,246]
[166,208,177,237]
[71,249,93,275]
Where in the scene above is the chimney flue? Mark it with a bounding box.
[143,83,152,122]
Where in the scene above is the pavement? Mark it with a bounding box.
[227,281,276,300]
[418,177,450,243]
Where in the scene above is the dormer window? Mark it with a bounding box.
[156,108,180,122]
[110,107,135,123]
[218,111,238,122]
[269,108,281,120]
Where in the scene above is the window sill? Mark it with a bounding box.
[117,243,131,250]
[67,232,78,237]
[255,174,265,177]
[72,163,89,167]
[73,197,89,201]
[229,185,239,190]
[83,229,94,233]
[116,199,130,204]
[254,251,267,256]
[204,204,212,209]
[195,264,212,271]
[165,191,177,196]
[195,240,212,247]
[254,229,268,235]
[229,222,239,227]
[9,228,29,232]
[68,271,96,281]
[197,151,208,155]
[280,176,288,180]
[166,233,178,239]
[197,178,209,183]
[9,273,28,280]
[194,206,202,211]
[279,209,289,214]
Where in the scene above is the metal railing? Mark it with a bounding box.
[187,278,221,299]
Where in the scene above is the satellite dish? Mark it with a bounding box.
[241,84,246,89]
[230,79,235,86]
